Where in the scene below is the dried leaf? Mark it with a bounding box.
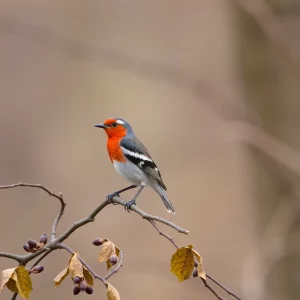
[106,282,120,300]
[106,246,120,270]
[170,245,195,282]
[197,258,206,280]
[54,267,69,287]
[69,251,83,279]
[191,246,206,280]
[99,241,115,262]
[0,267,32,299]
[83,266,93,286]
[0,267,17,293]
[14,266,32,299]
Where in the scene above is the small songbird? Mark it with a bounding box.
[95,118,175,214]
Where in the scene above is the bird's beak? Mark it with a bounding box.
[94,124,108,129]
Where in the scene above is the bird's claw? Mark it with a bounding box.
[106,192,120,204]
[124,199,136,212]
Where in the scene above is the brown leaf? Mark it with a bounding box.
[0,267,17,293]
[170,245,195,282]
[69,251,83,279]
[53,267,69,287]
[0,267,32,299]
[106,282,121,300]
[197,258,206,280]
[106,246,120,270]
[99,241,115,263]
[83,266,93,286]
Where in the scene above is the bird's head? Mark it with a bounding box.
[94,118,133,138]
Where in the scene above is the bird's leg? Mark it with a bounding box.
[106,184,137,203]
[124,185,145,212]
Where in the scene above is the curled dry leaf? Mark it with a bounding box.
[54,267,69,287]
[83,266,93,286]
[106,247,120,270]
[99,241,115,263]
[69,251,83,279]
[0,266,32,299]
[170,244,196,282]
[106,282,121,300]
[190,247,206,280]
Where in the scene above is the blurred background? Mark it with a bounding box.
[0,0,300,299]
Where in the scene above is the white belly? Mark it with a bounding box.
[113,160,148,186]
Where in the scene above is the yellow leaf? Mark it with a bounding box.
[69,251,83,279]
[83,266,93,286]
[106,282,120,300]
[0,267,32,299]
[14,266,32,299]
[170,246,195,282]
[106,246,120,270]
[54,267,69,287]
[0,267,17,293]
[99,241,115,263]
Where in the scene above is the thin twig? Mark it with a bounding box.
[148,219,179,249]
[201,278,225,300]
[11,292,18,300]
[0,182,64,205]
[110,197,189,234]
[207,274,242,300]
[51,192,66,241]
[29,248,53,269]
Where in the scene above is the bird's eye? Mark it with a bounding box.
[111,122,118,127]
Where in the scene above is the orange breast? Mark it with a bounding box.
[107,138,126,162]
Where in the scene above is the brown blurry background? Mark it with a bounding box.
[1,1,300,299]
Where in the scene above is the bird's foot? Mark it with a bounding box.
[106,192,120,204]
[124,199,136,212]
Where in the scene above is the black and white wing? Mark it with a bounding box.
[120,137,167,190]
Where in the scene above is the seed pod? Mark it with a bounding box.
[30,265,44,274]
[92,238,104,246]
[73,276,82,284]
[79,280,87,291]
[193,268,198,278]
[27,239,39,249]
[85,286,94,295]
[73,285,81,295]
[110,254,118,265]
[39,234,47,245]
[23,244,31,252]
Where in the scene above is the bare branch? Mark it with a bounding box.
[0,182,65,205]
[148,219,179,249]
[201,278,225,300]
[51,192,66,241]
[0,183,241,300]
[110,197,189,234]
[207,274,243,300]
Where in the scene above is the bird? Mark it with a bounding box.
[94,118,175,214]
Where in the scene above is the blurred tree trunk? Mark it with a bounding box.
[236,1,300,299]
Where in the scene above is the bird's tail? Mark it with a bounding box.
[157,185,175,214]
